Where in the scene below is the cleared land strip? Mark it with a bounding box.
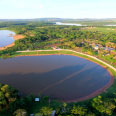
[17,49,116,72]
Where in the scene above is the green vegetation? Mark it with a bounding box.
[13,109,27,116]
[0,84,18,116]
[0,20,116,115]
[71,105,87,115]
[62,19,116,26]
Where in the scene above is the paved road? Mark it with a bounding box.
[17,49,116,73]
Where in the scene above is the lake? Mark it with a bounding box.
[0,55,111,102]
[56,22,86,26]
[0,30,15,47]
[105,25,116,26]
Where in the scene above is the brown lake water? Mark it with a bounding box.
[0,55,111,101]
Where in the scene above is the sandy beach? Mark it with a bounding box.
[0,34,25,50]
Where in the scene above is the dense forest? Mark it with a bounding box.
[0,21,116,67]
[0,83,116,116]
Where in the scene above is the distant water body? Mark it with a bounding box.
[56,22,116,27]
[0,30,15,47]
[56,22,86,26]
[105,25,116,26]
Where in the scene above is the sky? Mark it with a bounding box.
[0,0,116,19]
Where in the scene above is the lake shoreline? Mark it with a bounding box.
[14,52,114,103]
[0,33,24,50]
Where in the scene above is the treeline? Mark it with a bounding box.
[0,22,116,67]
[1,25,116,53]
[1,85,116,116]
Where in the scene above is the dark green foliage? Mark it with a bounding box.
[0,84,18,112]
[13,109,27,116]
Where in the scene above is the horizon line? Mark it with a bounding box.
[0,17,116,20]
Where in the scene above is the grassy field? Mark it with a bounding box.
[81,27,116,33]
[62,19,116,26]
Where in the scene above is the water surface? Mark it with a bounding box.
[105,24,116,26]
[56,22,86,26]
[0,55,111,101]
[0,30,15,47]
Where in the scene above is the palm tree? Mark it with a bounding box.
[62,103,67,112]
[71,105,87,116]
[40,107,53,116]
[13,109,27,116]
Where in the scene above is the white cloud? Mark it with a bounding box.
[0,0,116,19]
[1,0,43,9]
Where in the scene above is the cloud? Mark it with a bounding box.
[0,0,116,19]
[0,0,44,19]
[1,0,43,9]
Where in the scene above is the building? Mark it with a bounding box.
[35,98,40,102]
[93,45,99,50]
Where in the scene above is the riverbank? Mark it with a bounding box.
[14,49,116,102]
[0,34,25,50]
[13,34,25,40]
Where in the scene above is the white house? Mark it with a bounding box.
[35,98,40,102]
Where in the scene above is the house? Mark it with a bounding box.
[52,46,60,50]
[94,45,99,50]
[35,98,40,102]
[52,46,57,50]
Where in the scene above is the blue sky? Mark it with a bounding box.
[0,0,116,19]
